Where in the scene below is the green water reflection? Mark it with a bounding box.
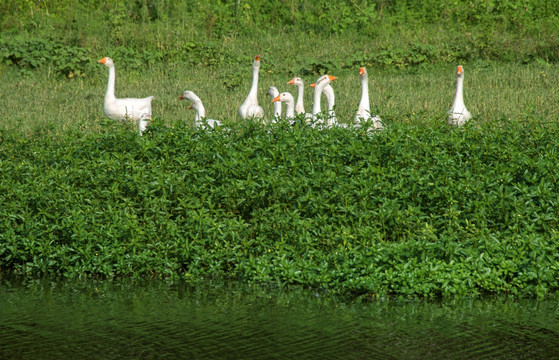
[1,277,558,359]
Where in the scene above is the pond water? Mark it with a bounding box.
[0,277,558,359]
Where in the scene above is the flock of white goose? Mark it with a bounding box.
[98,55,471,135]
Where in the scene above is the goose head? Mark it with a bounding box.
[179,90,202,103]
[267,86,279,98]
[309,75,337,89]
[272,92,294,104]
[287,77,304,87]
[188,102,203,112]
[97,57,114,68]
[182,93,206,119]
[359,67,368,80]
[253,55,261,70]
[456,65,464,79]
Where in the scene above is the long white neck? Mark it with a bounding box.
[249,63,260,100]
[267,87,281,118]
[295,83,305,114]
[273,98,282,118]
[193,102,206,124]
[323,85,337,125]
[358,75,370,112]
[453,76,465,109]
[105,65,116,101]
[312,84,323,117]
[323,85,335,111]
[284,97,295,118]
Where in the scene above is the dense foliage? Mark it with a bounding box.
[3,0,558,35]
[1,0,559,78]
[1,119,558,298]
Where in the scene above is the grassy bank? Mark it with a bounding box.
[2,0,559,133]
[1,119,558,298]
[1,0,558,134]
[1,62,558,135]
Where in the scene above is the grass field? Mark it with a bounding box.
[1,1,559,133]
[2,61,558,134]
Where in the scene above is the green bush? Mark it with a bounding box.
[1,119,558,298]
[1,0,559,78]
[0,37,92,77]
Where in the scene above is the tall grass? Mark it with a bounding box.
[2,1,558,133]
[1,61,558,134]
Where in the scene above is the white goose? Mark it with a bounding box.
[98,57,155,135]
[239,55,264,120]
[448,65,471,126]
[287,77,307,115]
[310,74,337,127]
[272,92,295,120]
[355,67,383,130]
[320,84,339,127]
[310,76,339,128]
[267,86,282,121]
[179,91,223,130]
[287,77,313,122]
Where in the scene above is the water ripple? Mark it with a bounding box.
[1,280,558,359]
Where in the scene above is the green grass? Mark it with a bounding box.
[1,61,558,134]
[1,1,559,133]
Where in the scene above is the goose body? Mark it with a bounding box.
[239,55,265,120]
[355,67,383,130]
[179,91,223,130]
[267,86,282,121]
[98,57,154,134]
[448,65,471,126]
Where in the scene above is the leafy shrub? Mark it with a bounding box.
[1,119,558,298]
[1,0,559,78]
[0,37,92,77]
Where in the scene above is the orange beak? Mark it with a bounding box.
[179,94,184,100]
[255,55,261,61]
[272,94,281,102]
[457,65,463,75]
[328,75,337,81]
[359,67,365,75]
[98,57,107,64]
[310,83,316,88]
[287,78,295,85]
[189,104,193,109]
